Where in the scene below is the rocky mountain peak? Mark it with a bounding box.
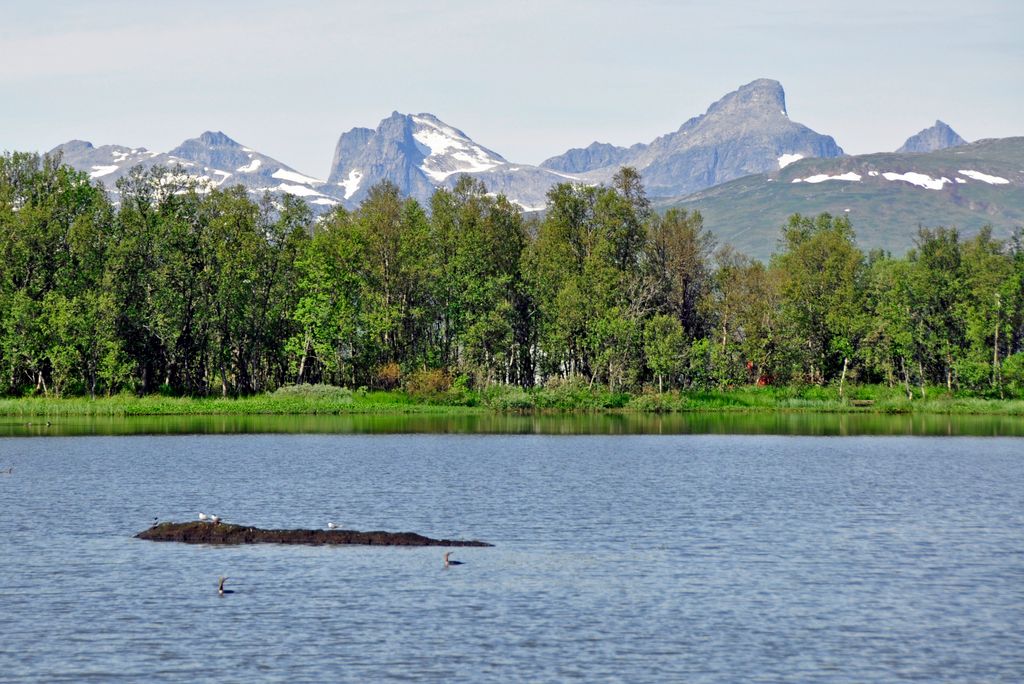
[168,132,254,169]
[703,78,788,121]
[196,131,240,147]
[326,111,511,205]
[896,120,967,153]
[61,140,96,152]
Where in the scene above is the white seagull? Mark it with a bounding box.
[198,512,208,522]
[210,515,221,524]
[327,522,338,530]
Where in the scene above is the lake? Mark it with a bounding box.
[1,422,1023,681]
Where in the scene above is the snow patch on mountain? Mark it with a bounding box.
[90,165,119,178]
[792,172,861,183]
[778,153,803,169]
[237,158,262,173]
[411,115,503,181]
[882,172,950,190]
[277,183,326,198]
[959,169,1009,185]
[110,148,146,163]
[513,202,547,212]
[338,170,363,199]
[272,169,323,185]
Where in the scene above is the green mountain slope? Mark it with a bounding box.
[659,137,1024,260]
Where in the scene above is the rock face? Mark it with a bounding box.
[896,120,967,153]
[136,521,493,546]
[544,78,844,197]
[52,132,342,210]
[326,112,572,210]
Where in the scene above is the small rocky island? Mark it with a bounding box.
[137,521,492,547]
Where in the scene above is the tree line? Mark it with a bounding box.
[2,151,1024,398]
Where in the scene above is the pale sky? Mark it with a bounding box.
[2,0,1021,177]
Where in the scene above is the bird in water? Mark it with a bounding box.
[443,551,464,567]
[218,576,234,595]
[327,522,338,530]
[0,466,12,475]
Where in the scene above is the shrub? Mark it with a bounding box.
[444,374,479,406]
[404,368,451,400]
[485,388,536,411]
[272,384,353,401]
[375,363,402,390]
[628,392,676,413]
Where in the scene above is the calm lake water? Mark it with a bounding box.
[2,424,1023,681]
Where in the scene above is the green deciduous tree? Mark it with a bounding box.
[772,213,866,385]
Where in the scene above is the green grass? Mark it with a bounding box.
[0,391,481,417]
[2,383,1023,417]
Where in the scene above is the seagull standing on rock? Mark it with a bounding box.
[198,512,208,522]
[327,522,338,530]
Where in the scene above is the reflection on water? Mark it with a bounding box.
[2,410,1024,437]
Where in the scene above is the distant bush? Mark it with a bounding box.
[536,378,633,409]
[375,363,402,390]
[443,374,479,406]
[484,387,536,411]
[271,384,353,402]
[629,392,677,413]
[404,368,451,400]
[532,377,599,409]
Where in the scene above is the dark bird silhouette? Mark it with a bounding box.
[443,551,464,567]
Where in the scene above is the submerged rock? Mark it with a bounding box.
[136,521,492,547]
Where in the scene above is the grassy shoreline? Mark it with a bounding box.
[2,385,1024,417]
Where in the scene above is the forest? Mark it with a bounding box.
[2,151,1024,400]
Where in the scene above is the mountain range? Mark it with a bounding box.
[49,79,847,211]
[45,78,1021,257]
[53,132,340,209]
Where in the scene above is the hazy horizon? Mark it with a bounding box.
[3,0,1021,177]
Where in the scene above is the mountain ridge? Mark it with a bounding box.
[660,136,1024,260]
